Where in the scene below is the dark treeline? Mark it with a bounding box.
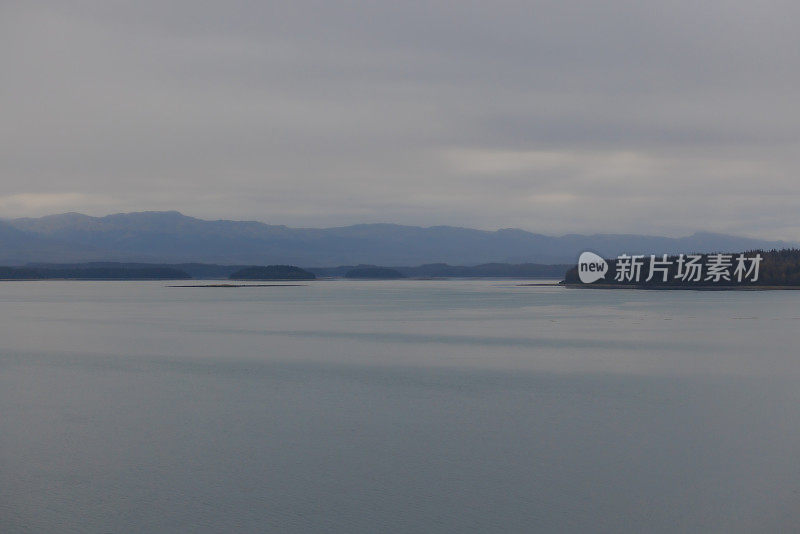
[753,249,800,285]
[344,267,405,279]
[564,249,800,287]
[229,265,316,280]
[312,263,571,279]
[0,266,190,280]
[16,261,573,280]
[27,262,241,279]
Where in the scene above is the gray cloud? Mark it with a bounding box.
[2,1,800,238]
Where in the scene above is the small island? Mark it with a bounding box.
[229,265,316,280]
[344,266,405,279]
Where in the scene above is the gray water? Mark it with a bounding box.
[1,280,799,533]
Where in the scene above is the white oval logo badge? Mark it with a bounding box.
[578,251,608,283]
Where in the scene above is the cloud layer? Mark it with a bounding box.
[3,1,799,238]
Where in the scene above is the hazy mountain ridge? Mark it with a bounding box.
[2,211,795,266]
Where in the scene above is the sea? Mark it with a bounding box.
[1,280,799,532]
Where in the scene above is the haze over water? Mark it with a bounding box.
[2,280,799,532]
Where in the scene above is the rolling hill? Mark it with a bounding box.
[2,211,794,266]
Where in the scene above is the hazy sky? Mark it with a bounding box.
[3,1,800,238]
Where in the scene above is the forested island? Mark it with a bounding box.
[229,265,316,280]
[564,249,800,288]
[344,266,405,279]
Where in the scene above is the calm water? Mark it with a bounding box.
[1,280,799,532]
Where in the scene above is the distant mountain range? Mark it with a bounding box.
[0,211,795,266]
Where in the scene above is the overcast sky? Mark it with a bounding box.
[2,1,799,238]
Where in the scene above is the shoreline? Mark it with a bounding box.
[168,283,309,287]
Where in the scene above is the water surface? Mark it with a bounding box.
[1,280,799,532]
